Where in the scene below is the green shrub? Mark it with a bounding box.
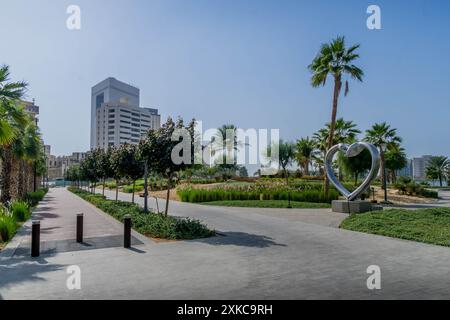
[0,216,17,242]
[68,187,214,240]
[11,201,30,222]
[122,185,144,193]
[177,188,339,204]
[26,188,47,206]
[0,204,10,217]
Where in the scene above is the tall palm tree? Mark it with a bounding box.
[384,145,408,184]
[309,36,364,194]
[364,122,402,190]
[426,156,449,187]
[295,137,316,176]
[0,65,28,203]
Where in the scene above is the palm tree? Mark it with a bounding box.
[364,122,402,190]
[384,145,408,184]
[11,117,43,199]
[0,66,28,203]
[309,36,363,194]
[426,156,449,187]
[312,119,361,178]
[268,140,296,186]
[295,137,316,176]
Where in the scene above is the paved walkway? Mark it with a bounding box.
[2,188,450,300]
[1,188,143,257]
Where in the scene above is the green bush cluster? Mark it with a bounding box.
[122,185,144,193]
[69,187,214,240]
[393,178,438,198]
[25,188,48,206]
[0,215,16,243]
[11,201,31,222]
[0,201,31,243]
[178,188,339,204]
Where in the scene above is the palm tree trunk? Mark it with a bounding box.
[325,76,342,196]
[18,160,25,199]
[9,156,20,201]
[0,146,12,203]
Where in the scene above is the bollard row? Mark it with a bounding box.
[30,213,133,257]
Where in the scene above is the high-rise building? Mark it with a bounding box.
[412,155,432,180]
[397,159,413,178]
[90,77,160,149]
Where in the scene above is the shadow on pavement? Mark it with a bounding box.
[0,256,66,291]
[194,231,287,248]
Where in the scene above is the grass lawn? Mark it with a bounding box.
[202,200,331,209]
[340,207,450,247]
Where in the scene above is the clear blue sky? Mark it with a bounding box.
[1,0,449,158]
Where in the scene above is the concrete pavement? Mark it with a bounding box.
[2,187,450,299]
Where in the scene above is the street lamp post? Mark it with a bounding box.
[380,143,388,203]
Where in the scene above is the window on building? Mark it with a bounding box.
[96,93,104,109]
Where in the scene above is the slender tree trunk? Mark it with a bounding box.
[164,178,171,217]
[132,180,135,204]
[102,177,105,196]
[144,162,148,213]
[354,172,358,187]
[324,75,342,196]
[115,180,119,201]
[439,174,443,187]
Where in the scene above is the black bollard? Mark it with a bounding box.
[31,220,40,257]
[76,213,83,243]
[124,215,131,248]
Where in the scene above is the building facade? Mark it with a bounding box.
[90,77,160,149]
[47,152,87,180]
[412,155,432,180]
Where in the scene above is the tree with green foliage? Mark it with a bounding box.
[268,140,296,186]
[426,156,449,187]
[338,148,372,186]
[309,36,364,195]
[121,144,144,203]
[295,137,316,176]
[365,122,402,190]
[142,117,196,216]
[385,146,408,184]
[97,147,113,196]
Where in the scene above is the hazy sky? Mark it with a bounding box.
[1,0,449,158]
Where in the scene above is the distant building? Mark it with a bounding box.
[397,159,413,178]
[21,99,39,124]
[47,152,87,180]
[90,77,160,149]
[44,145,51,157]
[412,155,432,180]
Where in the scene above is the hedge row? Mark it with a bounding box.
[177,188,339,204]
[68,187,214,240]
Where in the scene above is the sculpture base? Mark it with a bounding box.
[332,200,383,214]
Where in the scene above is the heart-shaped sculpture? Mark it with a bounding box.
[325,142,381,201]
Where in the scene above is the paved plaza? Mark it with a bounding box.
[1,188,450,300]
